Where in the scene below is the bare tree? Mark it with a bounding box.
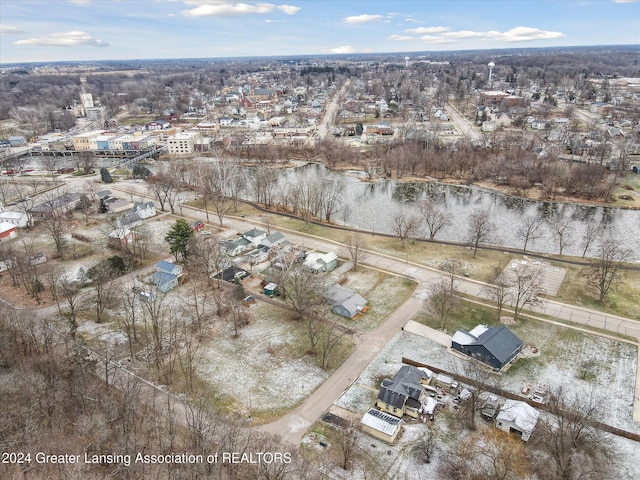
[422,259,462,331]
[582,239,632,302]
[341,233,369,270]
[412,428,437,464]
[333,419,360,470]
[417,201,452,239]
[580,220,603,258]
[466,208,495,258]
[279,262,326,319]
[516,215,544,252]
[550,217,575,256]
[535,386,616,480]
[320,318,347,370]
[481,262,511,320]
[503,262,544,321]
[391,209,421,242]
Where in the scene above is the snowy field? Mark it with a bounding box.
[197,302,330,418]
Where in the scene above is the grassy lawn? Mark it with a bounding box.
[555,264,640,321]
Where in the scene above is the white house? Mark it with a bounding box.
[131,201,157,219]
[0,210,30,228]
[495,400,539,441]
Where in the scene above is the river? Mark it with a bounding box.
[262,164,639,261]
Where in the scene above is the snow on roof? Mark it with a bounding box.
[361,408,401,436]
[452,330,477,345]
[0,222,17,233]
[320,251,337,263]
[0,211,25,219]
[496,400,539,433]
[469,325,489,337]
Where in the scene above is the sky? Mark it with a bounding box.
[0,0,639,64]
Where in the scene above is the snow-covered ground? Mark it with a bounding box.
[197,302,329,417]
[333,329,640,478]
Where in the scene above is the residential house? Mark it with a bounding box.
[152,271,178,293]
[0,210,30,228]
[242,228,267,247]
[118,212,142,229]
[105,198,131,214]
[259,231,285,249]
[221,237,251,256]
[482,121,497,132]
[326,284,368,319]
[361,408,402,444]
[495,400,539,441]
[155,260,183,277]
[131,201,156,219]
[451,325,523,371]
[304,251,338,273]
[30,193,82,219]
[376,365,433,419]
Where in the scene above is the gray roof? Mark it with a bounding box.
[453,325,523,364]
[377,365,428,410]
[476,326,523,364]
[327,284,367,316]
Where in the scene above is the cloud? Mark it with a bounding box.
[491,26,565,42]
[0,24,26,34]
[14,31,109,47]
[388,34,413,42]
[327,45,355,54]
[613,0,637,3]
[183,2,299,17]
[69,0,92,4]
[440,26,564,42]
[406,26,449,34]
[420,35,456,44]
[344,14,383,24]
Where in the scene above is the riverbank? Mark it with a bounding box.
[338,167,640,211]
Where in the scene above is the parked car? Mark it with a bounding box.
[191,221,204,232]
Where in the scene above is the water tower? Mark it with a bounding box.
[487,61,495,90]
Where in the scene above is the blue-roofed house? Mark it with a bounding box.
[451,325,523,371]
[155,260,183,277]
[152,271,178,293]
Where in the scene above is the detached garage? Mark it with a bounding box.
[361,408,402,444]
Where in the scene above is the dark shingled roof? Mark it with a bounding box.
[376,365,429,410]
[476,326,523,364]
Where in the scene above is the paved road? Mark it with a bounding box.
[316,79,350,140]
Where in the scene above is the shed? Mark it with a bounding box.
[361,408,402,444]
[264,282,278,296]
[495,400,539,441]
[318,252,338,272]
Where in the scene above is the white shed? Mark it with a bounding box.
[495,399,539,441]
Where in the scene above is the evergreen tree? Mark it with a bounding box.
[165,218,194,261]
[100,167,113,184]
